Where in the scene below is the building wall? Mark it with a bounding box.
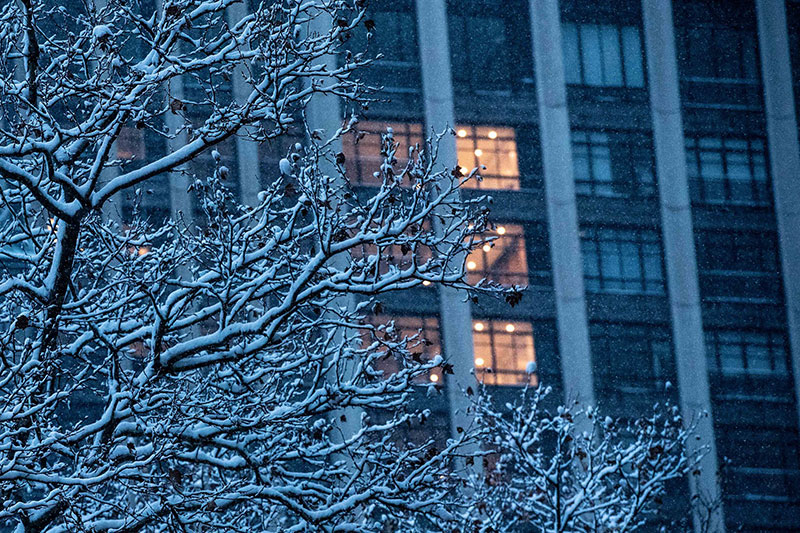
[339,0,800,531]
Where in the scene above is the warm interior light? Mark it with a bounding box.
[482,244,491,253]
[488,130,498,139]
[467,260,477,270]
[474,322,485,332]
[497,226,507,235]
[474,149,483,157]
[505,323,515,333]
[457,129,468,137]
[138,247,149,256]
[429,374,440,382]
[422,280,431,286]
[475,357,485,367]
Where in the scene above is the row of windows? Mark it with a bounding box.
[373,315,792,395]
[466,224,529,287]
[696,230,782,303]
[358,0,764,111]
[343,121,771,207]
[686,137,770,206]
[371,316,537,386]
[341,122,521,189]
[591,323,673,394]
[572,131,655,198]
[349,209,782,303]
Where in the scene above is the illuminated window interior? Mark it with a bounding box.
[472,319,537,386]
[341,121,424,185]
[116,127,146,160]
[349,222,434,278]
[456,125,520,190]
[467,223,528,286]
[369,316,442,384]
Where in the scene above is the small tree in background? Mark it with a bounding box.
[458,387,697,533]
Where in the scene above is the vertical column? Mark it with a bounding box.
[642,2,723,531]
[528,0,594,407]
[304,9,343,159]
[157,0,193,225]
[227,2,262,205]
[302,8,365,441]
[757,1,800,434]
[414,0,476,441]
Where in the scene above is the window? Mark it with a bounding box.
[349,221,434,278]
[581,227,664,294]
[717,426,800,472]
[472,320,537,386]
[679,26,758,83]
[369,316,442,384]
[117,128,170,223]
[456,125,520,190]
[695,231,781,302]
[188,137,239,219]
[591,323,674,394]
[467,223,528,286]
[674,1,762,109]
[706,329,789,376]
[116,127,146,160]
[572,130,655,197]
[349,2,422,93]
[685,136,770,206]
[448,1,534,93]
[562,22,645,88]
[450,14,511,91]
[341,122,423,185]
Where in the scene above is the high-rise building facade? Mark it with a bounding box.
[82,0,800,531]
[333,1,800,531]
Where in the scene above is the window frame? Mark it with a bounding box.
[695,230,782,303]
[590,322,674,394]
[705,329,790,377]
[472,319,537,386]
[342,121,424,186]
[571,129,656,198]
[561,21,646,89]
[466,223,529,287]
[456,125,521,191]
[580,226,665,295]
[368,315,443,384]
[685,135,771,207]
[447,0,534,95]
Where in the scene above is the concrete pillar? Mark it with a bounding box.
[304,9,343,158]
[226,2,262,205]
[756,0,800,437]
[157,0,193,226]
[528,0,594,407]
[642,2,724,531]
[414,0,477,442]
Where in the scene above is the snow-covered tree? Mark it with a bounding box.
[455,387,698,533]
[0,1,703,532]
[0,1,491,531]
